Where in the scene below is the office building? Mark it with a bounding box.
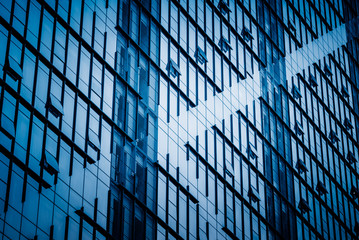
[0,0,358,239]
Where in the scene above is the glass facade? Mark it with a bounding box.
[0,0,358,239]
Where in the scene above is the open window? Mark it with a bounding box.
[347,151,357,164]
[344,117,353,130]
[3,57,23,81]
[295,121,304,136]
[292,85,302,99]
[46,95,64,118]
[248,187,260,203]
[241,27,254,42]
[351,186,359,200]
[315,181,328,196]
[41,151,60,175]
[309,73,318,87]
[295,159,308,174]
[298,198,311,213]
[219,37,232,53]
[218,0,231,15]
[328,130,339,144]
[88,130,101,152]
[324,63,332,76]
[247,143,258,159]
[167,59,181,78]
[196,47,208,65]
[341,86,349,98]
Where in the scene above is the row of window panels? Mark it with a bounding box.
[115,32,160,112]
[284,0,340,29]
[227,117,358,226]
[0,37,159,159]
[263,83,358,168]
[0,88,126,195]
[153,16,355,118]
[0,17,159,118]
[116,0,337,107]
[157,111,358,238]
[158,129,359,238]
[157,59,262,136]
[261,96,359,199]
[295,50,358,113]
[0,88,158,195]
[294,58,358,119]
[158,75,359,213]
[0,148,112,240]
[109,190,156,240]
[0,0,118,72]
[166,107,359,227]
[0,0,160,114]
[287,90,357,165]
[117,0,301,83]
[172,0,344,63]
[156,74,359,200]
[156,1,302,78]
[261,56,357,128]
[262,102,359,190]
[0,117,113,207]
[163,0,338,56]
[276,77,358,157]
[156,154,358,240]
[239,97,358,206]
[111,130,158,213]
[176,0,343,36]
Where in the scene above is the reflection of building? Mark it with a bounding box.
[0,0,359,239]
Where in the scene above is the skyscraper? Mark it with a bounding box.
[0,0,358,239]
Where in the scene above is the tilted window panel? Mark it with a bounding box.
[347,151,357,164]
[167,59,181,78]
[343,117,353,130]
[41,151,60,176]
[292,85,302,99]
[298,198,311,213]
[247,143,258,159]
[3,57,23,81]
[241,27,254,42]
[316,181,328,196]
[46,95,64,118]
[324,63,332,76]
[88,130,101,152]
[341,86,349,98]
[196,47,208,65]
[219,37,232,53]
[309,73,318,87]
[295,159,308,174]
[218,0,231,16]
[328,130,339,144]
[248,187,261,203]
[295,121,304,136]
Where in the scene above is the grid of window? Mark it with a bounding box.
[0,0,359,240]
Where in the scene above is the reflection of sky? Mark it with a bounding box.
[285,23,347,81]
[164,21,351,158]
